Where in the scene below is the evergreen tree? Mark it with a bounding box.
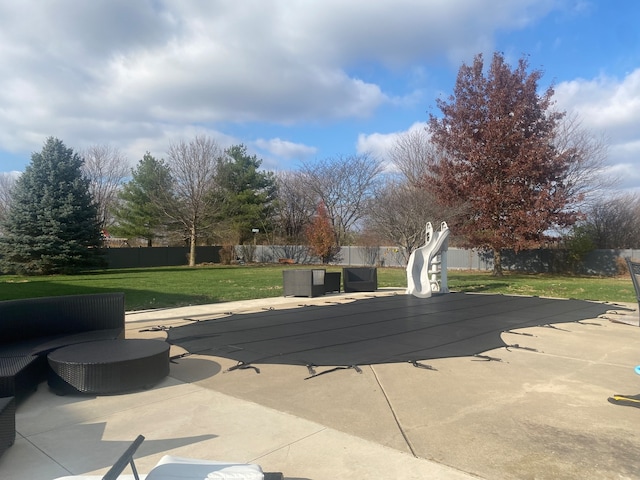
[215,145,277,244]
[0,137,103,274]
[112,153,173,246]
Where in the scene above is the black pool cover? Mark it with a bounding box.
[167,293,612,369]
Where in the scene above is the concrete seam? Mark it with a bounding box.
[369,365,418,458]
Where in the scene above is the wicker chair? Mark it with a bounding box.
[282,269,326,297]
[626,257,640,324]
[343,267,378,292]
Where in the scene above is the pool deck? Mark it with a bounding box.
[2,290,639,480]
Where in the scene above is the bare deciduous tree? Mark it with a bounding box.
[390,128,443,187]
[273,171,315,243]
[81,144,129,229]
[552,112,614,210]
[366,181,437,262]
[582,193,640,248]
[165,135,222,266]
[299,154,383,247]
[365,129,467,262]
[0,173,17,225]
[366,180,467,262]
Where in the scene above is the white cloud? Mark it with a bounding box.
[555,69,640,142]
[254,138,317,161]
[357,122,428,160]
[0,0,570,170]
[555,69,640,191]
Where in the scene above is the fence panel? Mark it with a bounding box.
[97,245,640,275]
[101,246,220,269]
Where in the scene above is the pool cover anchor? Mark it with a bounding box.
[410,360,436,371]
[473,354,503,362]
[506,344,539,353]
[505,330,534,337]
[304,365,362,380]
[139,325,170,332]
[225,361,261,374]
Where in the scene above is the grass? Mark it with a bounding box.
[0,265,636,311]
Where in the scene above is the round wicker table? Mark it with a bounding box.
[47,339,170,395]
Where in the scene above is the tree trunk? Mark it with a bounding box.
[188,227,197,267]
[493,249,503,276]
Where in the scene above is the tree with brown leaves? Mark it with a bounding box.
[305,202,338,263]
[427,52,581,275]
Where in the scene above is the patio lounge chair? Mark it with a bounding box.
[52,434,284,480]
[626,257,640,323]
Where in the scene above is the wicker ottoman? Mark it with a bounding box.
[0,396,16,458]
[48,339,170,395]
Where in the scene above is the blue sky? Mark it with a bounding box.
[1,0,639,190]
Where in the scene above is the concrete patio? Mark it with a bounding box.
[1,290,639,480]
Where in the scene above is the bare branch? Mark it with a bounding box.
[273,171,315,243]
[552,112,616,209]
[390,129,443,187]
[299,153,383,247]
[165,135,222,266]
[81,144,129,228]
[0,173,18,225]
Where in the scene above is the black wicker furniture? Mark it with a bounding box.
[282,269,327,297]
[0,356,45,400]
[324,271,341,293]
[343,267,378,292]
[0,293,126,398]
[0,294,125,395]
[0,293,126,456]
[0,293,125,353]
[626,257,640,324]
[48,339,170,395]
[0,396,15,459]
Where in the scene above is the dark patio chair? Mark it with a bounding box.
[282,269,326,297]
[626,257,640,324]
[324,271,341,293]
[343,267,378,292]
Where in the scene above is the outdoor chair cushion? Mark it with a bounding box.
[146,455,263,480]
[52,476,143,480]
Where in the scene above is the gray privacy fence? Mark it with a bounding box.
[99,245,640,275]
[248,245,640,276]
[101,246,221,269]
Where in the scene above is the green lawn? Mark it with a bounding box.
[0,265,635,311]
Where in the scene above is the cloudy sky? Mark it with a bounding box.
[1,0,639,189]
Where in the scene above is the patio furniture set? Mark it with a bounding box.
[0,293,170,458]
[282,267,378,297]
